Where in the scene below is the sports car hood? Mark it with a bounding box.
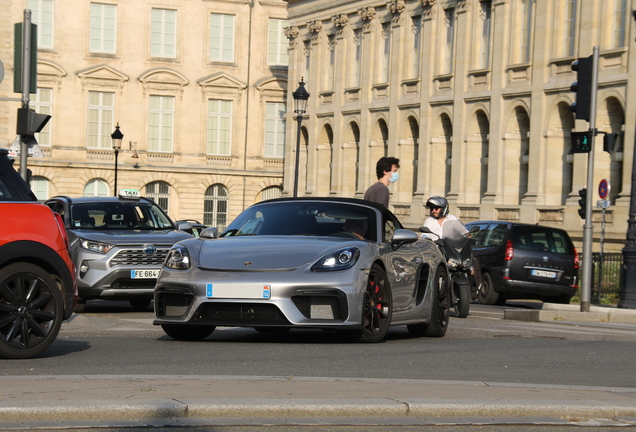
[70,229,192,245]
[197,236,359,271]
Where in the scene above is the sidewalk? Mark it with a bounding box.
[1,375,636,424]
[503,302,636,324]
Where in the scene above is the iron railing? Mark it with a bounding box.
[579,253,622,303]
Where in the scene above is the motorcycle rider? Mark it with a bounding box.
[423,195,483,293]
[423,196,467,240]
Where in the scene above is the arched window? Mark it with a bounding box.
[145,181,170,211]
[31,176,50,202]
[84,179,109,197]
[260,186,282,202]
[204,184,229,230]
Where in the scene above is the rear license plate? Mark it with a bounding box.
[131,269,160,279]
[531,269,557,278]
[206,283,271,299]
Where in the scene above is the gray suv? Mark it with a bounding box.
[45,191,192,312]
[465,221,579,305]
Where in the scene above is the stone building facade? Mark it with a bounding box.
[283,0,635,249]
[2,0,288,228]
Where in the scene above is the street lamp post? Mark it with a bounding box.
[111,123,123,196]
[619,121,636,309]
[292,78,310,197]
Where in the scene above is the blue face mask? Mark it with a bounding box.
[389,172,399,183]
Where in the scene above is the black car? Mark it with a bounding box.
[465,221,579,305]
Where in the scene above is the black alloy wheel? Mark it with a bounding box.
[359,264,392,343]
[0,263,64,359]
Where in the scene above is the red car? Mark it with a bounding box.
[0,148,77,359]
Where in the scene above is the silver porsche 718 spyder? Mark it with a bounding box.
[154,198,451,343]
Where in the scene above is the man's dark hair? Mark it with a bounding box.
[375,156,400,179]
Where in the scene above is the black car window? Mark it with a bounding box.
[468,223,491,247]
[70,201,173,230]
[0,153,37,201]
[511,226,573,254]
[484,224,508,247]
[220,201,378,241]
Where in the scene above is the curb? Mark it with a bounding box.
[503,302,636,324]
[2,398,636,422]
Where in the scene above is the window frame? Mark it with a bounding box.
[90,2,117,54]
[148,95,175,153]
[206,99,233,156]
[86,91,115,149]
[267,18,289,66]
[150,8,177,59]
[210,13,235,63]
[264,101,286,158]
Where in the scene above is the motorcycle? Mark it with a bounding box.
[419,226,479,318]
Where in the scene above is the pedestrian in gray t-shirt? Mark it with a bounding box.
[363,156,400,207]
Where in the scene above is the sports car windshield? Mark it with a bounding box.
[70,202,174,230]
[220,201,378,242]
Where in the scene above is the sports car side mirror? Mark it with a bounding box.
[391,229,419,250]
[200,227,218,239]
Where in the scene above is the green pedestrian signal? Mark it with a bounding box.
[571,131,591,153]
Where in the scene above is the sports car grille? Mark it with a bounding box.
[192,303,290,326]
[110,249,169,267]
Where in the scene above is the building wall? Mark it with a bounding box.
[284,0,636,251]
[2,0,288,225]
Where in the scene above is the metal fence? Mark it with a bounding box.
[580,253,622,302]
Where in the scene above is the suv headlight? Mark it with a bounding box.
[80,240,114,254]
[311,247,360,272]
[165,244,190,270]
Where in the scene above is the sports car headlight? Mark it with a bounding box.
[164,245,191,270]
[80,240,114,254]
[311,247,360,272]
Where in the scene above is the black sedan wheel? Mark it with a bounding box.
[359,264,392,343]
[161,324,216,341]
[408,265,450,338]
[0,263,64,359]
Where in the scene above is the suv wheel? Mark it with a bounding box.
[0,263,64,359]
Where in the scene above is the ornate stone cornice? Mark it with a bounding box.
[421,0,436,19]
[388,0,405,25]
[457,0,471,11]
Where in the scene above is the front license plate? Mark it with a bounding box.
[131,269,160,279]
[531,269,557,278]
[206,283,271,299]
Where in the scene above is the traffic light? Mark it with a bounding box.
[578,188,587,219]
[571,131,591,153]
[16,107,50,135]
[569,56,593,122]
[603,132,618,153]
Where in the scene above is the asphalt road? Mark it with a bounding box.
[4,301,636,389]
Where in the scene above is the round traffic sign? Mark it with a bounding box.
[599,178,610,200]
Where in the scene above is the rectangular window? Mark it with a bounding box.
[210,14,235,62]
[87,91,114,149]
[412,16,421,78]
[521,0,533,62]
[264,102,286,158]
[28,0,54,49]
[268,19,289,65]
[479,2,491,69]
[444,9,455,74]
[148,95,174,152]
[380,23,391,82]
[90,3,116,54]
[207,99,232,155]
[32,88,52,146]
[151,8,176,58]
[352,29,362,87]
[564,0,576,57]
[613,0,627,48]
[326,35,335,91]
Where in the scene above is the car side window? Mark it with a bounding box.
[469,223,491,247]
[485,224,508,247]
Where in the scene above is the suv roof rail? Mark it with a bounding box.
[50,195,73,204]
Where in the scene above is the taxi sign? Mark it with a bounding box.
[118,189,140,199]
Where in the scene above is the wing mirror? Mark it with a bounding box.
[177,221,193,232]
[391,229,419,250]
[200,227,218,239]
